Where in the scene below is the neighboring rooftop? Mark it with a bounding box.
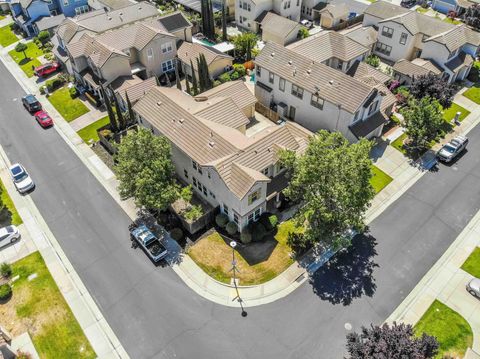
[177,41,232,69]
[35,14,65,31]
[343,25,378,48]
[347,60,391,84]
[393,58,443,77]
[260,12,302,39]
[201,81,257,113]
[115,76,158,104]
[88,0,134,10]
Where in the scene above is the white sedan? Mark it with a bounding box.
[9,163,34,193]
[0,225,21,249]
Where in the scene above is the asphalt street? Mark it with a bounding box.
[1,59,480,359]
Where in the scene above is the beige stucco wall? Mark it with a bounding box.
[138,36,178,77]
[374,21,417,62]
[100,55,131,82]
[262,24,302,46]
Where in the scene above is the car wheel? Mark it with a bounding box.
[469,290,478,297]
[10,237,17,244]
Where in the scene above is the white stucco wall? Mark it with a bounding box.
[374,21,417,61]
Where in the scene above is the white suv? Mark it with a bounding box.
[9,163,34,193]
[0,226,20,249]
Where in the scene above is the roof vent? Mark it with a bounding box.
[107,16,112,20]
[208,141,215,147]
[293,67,297,76]
[288,60,292,65]
[306,69,311,74]
[119,12,123,16]
[156,101,162,106]
[270,52,275,57]
[329,80,334,85]
[179,118,184,124]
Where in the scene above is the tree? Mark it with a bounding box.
[297,27,309,39]
[197,57,205,93]
[115,128,179,211]
[364,54,380,68]
[201,0,215,39]
[409,73,456,108]
[280,130,374,250]
[197,54,212,92]
[185,75,192,95]
[401,96,444,151]
[346,322,439,359]
[190,60,199,95]
[464,4,480,30]
[221,0,227,41]
[175,58,182,91]
[112,91,126,131]
[233,32,257,61]
[14,42,28,59]
[100,85,118,133]
[125,92,135,125]
[37,30,50,45]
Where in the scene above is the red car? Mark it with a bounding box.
[34,110,53,128]
[34,62,61,77]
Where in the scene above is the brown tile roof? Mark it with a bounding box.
[364,1,409,20]
[347,61,391,84]
[256,41,375,113]
[177,42,232,69]
[195,98,250,129]
[201,81,257,112]
[343,25,378,48]
[425,25,480,52]
[393,58,442,77]
[319,3,349,18]
[68,33,128,68]
[445,51,474,73]
[115,76,157,104]
[261,12,302,39]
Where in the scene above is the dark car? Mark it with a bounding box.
[22,94,42,113]
[34,62,61,77]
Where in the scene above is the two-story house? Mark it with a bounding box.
[132,81,312,231]
[364,1,480,83]
[235,0,301,32]
[254,41,395,142]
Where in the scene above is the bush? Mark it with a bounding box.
[218,72,231,83]
[170,227,184,241]
[215,213,229,228]
[213,80,221,87]
[39,85,46,95]
[44,52,54,61]
[365,54,380,68]
[99,129,112,138]
[267,214,278,229]
[249,221,267,242]
[10,23,19,31]
[240,230,252,244]
[230,71,240,81]
[16,351,32,359]
[45,77,65,92]
[37,30,50,44]
[0,262,12,278]
[184,204,203,221]
[259,213,278,231]
[225,222,238,235]
[69,86,78,98]
[0,284,12,300]
[233,64,246,77]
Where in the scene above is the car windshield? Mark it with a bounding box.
[6,226,14,233]
[40,114,49,120]
[11,166,27,182]
[26,95,36,103]
[443,145,456,154]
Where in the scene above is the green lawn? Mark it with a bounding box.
[0,24,18,47]
[370,165,393,193]
[48,87,89,122]
[443,17,462,25]
[391,133,408,155]
[0,177,22,226]
[76,116,109,143]
[463,84,480,104]
[416,7,429,13]
[415,300,473,358]
[7,252,96,359]
[8,42,43,78]
[442,103,470,123]
[461,247,480,278]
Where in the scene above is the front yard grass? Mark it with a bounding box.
[442,103,470,123]
[391,133,408,155]
[463,83,480,104]
[0,24,18,47]
[370,165,392,193]
[188,220,302,285]
[8,42,43,78]
[77,116,109,143]
[414,300,473,358]
[0,252,95,359]
[48,87,89,122]
[461,247,480,278]
[0,177,22,226]
[443,17,462,25]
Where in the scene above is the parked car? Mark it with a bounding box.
[437,136,469,163]
[34,62,61,77]
[300,19,313,28]
[9,163,35,193]
[34,110,53,128]
[22,94,42,113]
[130,224,168,262]
[466,278,480,298]
[401,0,416,7]
[0,225,20,249]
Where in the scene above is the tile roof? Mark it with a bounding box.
[425,25,480,52]
[347,60,391,83]
[201,80,257,111]
[393,58,442,76]
[177,41,232,69]
[343,25,378,47]
[89,0,133,10]
[261,12,302,39]
[116,77,157,104]
[195,98,250,129]
[445,51,474,72]
[364,1,409,19]
[319,3,349,18]
[36,14,65,31]
[68,33,128,68]
[256,41,375,113]
[288,31,369,63]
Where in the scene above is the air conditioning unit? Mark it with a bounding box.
[277,102,288,119]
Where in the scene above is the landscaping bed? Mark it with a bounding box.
[0,252,95,359]
[0,24,18,47]
[370,165,392,194]
[76,116,109,143]
[463,84,480,104]
[8,42,43,78]
[187,220,302,285]
[414,300,473,358]
[48,87,89,122]
[0,177,22,226]
[461,247,480,278]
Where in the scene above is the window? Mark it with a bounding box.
[147,48,154,61]
[243,2,247,9]
[233,212,239,224]
[262,167,269,175]
[198,166,203,175]
[209,191,216,199]
[202,185,207,196]
[239,2,242,8]
[399,32,408,45]
[311,94,324,110]
[368,100,378,115]
[192,160,198,170]
[247,207,262,224]
[162,59,174,72]
[161,42,173,54]
[381,26,394,38]
[197,180,203,190]
[239,16,243,23]
[207,171,211,179]
[297,0,299,5]
[256,65,261,76]
[223,204,229,216]
[302,5,305,13]
[337,60,343,70]
[75,5,89,14]
[193,177,197,187]
[248,189,261,205]
[247,3,251,11]
[269,71,274,84]
[279,77,285,92]
[184,169,188,179]
[375,42,392,56]
[291,84,303,99]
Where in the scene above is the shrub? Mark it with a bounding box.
[39,85,46,95]
[240,230,252,244]
[213,80,221,87]
[184,204,203,221]
[0,284,12,300]
[233,64,246,77]
[170,227,184,241]
[44,52,54,61]
[69,86,78,98]
[249,222,267,242]
[218,72,231,83]
[215,213,229,228]
[230,71,240,81]
[16,351,32,359]
[267,214,278,229]
[365,54,380,68]
[0,263,12,278]
[10,23,19,31]
[45,77,65,92]
[259,213,278,231]
[99,129,112,138]
[37,30,50,44]
[225,222,238,235]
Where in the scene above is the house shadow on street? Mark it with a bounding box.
[309,234,378,306]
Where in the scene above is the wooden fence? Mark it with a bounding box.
[255,102,280,123]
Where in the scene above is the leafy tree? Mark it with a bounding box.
[180,185,193,203]
[115,128,178,211]
[297,27,309,39]
[125,92,135,125]
[280,130,374,250]
[364,54,380,68]
[463,4,480,30]
[190,60,199,95]
[112,91,126,131]
[37,30,50,45]
[100,85,118,133]
[346,322,439,359]
[175,57,182,90]
[401,96,444,151]
[409,73,456,108]
[233,32,257,61]
[185,75,192,95]
[221,0,227,41]
[14,42,28,59]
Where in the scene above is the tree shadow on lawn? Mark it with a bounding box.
[0,208,13,227]
[309,234,378,306]
[18,57,31,66]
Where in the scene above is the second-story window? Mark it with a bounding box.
[162,59,174,72]
[368,100,379,115]
[291,84,303,99]
[248,189,261,205]
[269,71,274,84]
[337,60,343,70]
[184,169,188,178]
[248,3,251,10]
[256,65,261,76]
[161,42,173,54]
[311,94,324,110]
[381,26,394,38]
[243,2,247,9]
[147,48,154,61]
[399,32,408,45]
[279,77,285,92]
[223,204,229,216]
[192,160,198,170]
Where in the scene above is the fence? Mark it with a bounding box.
[255,102,280,123]
[332,14,364,31]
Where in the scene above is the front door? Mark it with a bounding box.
[289,106,296,121]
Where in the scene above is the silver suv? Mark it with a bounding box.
[437,136,468,163]
[466,278,480,298]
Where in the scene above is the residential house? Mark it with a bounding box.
[236,0,301,32]
[254,41,395,142]
[88,0,133,11]
[432,0,474,15]
[307,0,367,23]
[66,20,178,99]
[133,81,311,230]
[364,1,480,83]
[260,11,305,46]
[392,58,443,85]
[177,41,233,81]
[9,0,90,36]
[318,3,348,29]
[33,13,65,36]
[342,25,378,52]
[113,76,158,110]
